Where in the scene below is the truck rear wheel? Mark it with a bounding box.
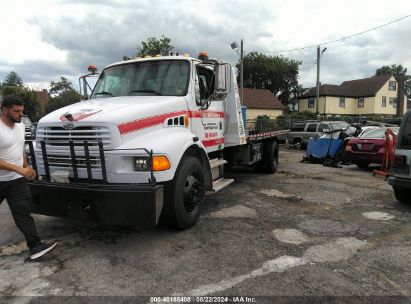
[161,156,205,230]
[264,140,279,174]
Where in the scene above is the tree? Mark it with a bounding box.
[136,35,175,57]
[238,52,301,105]
[2,71,23,86]
[1,86,39,120]
[46,77,81,114]
[375,64,411,97]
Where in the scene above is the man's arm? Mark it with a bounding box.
[0,157,36,180]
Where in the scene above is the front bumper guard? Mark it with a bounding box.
[26,140,163,227]
[28,180,164,227]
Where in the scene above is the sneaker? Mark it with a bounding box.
[29,242,58,260]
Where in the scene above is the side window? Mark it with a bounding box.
[196,67,214,103]
[194,74,201,105]
[400,116,411,149]
[306,123,317,132]
[318,124,329,132]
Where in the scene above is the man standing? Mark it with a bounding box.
[0,95,57,260]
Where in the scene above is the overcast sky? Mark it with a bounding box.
[1,0,411,91]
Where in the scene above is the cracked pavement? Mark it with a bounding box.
[1,148,411,302]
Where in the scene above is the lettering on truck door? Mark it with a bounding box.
[192,65,225,153]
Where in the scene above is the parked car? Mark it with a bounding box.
[287,121,354,148]
[388,110,411,204]
[344,127,399,168]
[22,116,36,139]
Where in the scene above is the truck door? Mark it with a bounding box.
[190,64,225,153]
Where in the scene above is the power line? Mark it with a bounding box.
[261,14,411,54]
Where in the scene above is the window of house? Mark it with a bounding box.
[339,97,345,108]
[358,98,364,108]
[382,96,386,107]
[306,123,317,132]
[393,97,398,108]
[389,81,397,91]
[308,98,315,108]
[389,97,393,105]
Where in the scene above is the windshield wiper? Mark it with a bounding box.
[131,89,162,96]
[94,91,114,97]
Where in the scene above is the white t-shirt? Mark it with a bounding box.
[0,120,25,181]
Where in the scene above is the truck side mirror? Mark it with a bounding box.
[214,63,231,99]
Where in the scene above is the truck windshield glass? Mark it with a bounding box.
[91,60,190,98]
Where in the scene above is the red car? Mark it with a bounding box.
[345,127,399,168]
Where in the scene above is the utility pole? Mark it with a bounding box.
[240,39,244,105]
[316,45,320,114]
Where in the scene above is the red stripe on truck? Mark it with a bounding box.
[202,138,224,147]
[118,111,187,134]
[118,110,225,134]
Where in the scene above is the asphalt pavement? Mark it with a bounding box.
[1,148,410,304]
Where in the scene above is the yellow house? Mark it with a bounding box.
[242,88,285,120]
[298,75,407,116]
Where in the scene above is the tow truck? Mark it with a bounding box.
[27,52,288,229]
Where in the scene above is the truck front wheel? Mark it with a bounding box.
[161,156,205,229]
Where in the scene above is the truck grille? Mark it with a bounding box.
[36,126,112,148]
[45,154,101,169]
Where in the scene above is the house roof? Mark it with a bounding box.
[241,88,285,110]
[299,74,392,99]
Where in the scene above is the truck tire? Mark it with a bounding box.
[161,156,205,230]
[393,186,411,204]
[263,140,279,174]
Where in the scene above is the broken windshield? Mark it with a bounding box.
[91,60,190,99]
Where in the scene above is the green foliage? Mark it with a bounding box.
[255,115,277,131]
[238,52,301,104]
[46,77,81,114]
[2,71,23,86]
[375,64,411,97]
[136,35,175,57]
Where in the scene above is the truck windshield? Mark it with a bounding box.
[91,60,190,99]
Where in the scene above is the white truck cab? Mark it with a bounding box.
[27,53,286,229]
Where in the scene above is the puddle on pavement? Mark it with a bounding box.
[303,237,368,263]
[362,211,395,221]
[0,241,27,256]
[259,189,301,201]
[208,205,257,219]
[273,229,309,244]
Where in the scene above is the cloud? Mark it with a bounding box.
[1,0,410,92]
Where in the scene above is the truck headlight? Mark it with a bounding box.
[134,157,150,171]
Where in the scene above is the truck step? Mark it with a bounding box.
[209,158,227,169]
[211,178,234,192]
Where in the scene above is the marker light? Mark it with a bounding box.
[198,52,208,61]
[184,115,190,127]
[152,155,171,171]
